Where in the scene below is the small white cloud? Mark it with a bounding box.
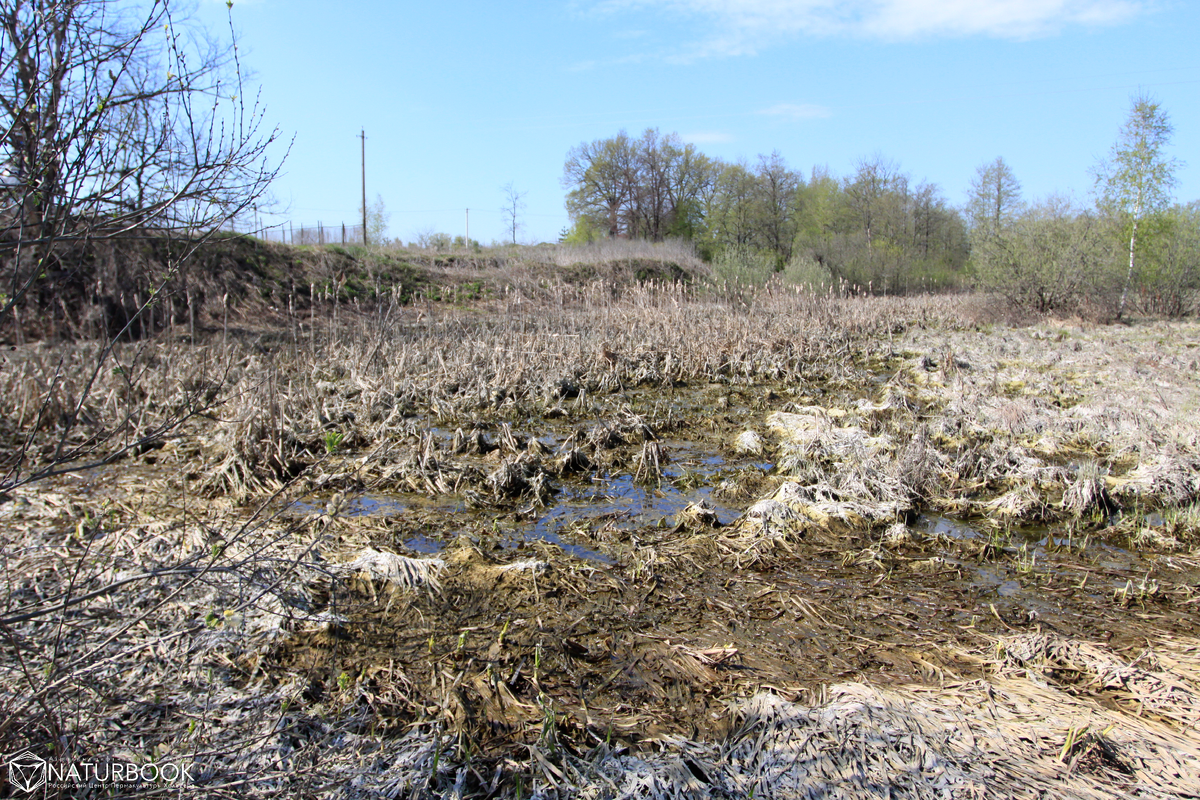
[683,131,734,144]
[758,103,832,120]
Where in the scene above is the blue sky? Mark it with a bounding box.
[197,0,1199,245]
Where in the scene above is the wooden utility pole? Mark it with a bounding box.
[360,129,368,246]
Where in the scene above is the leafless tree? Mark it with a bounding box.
[966,157,1023,241]
[500,181,526,244]
[563,128,715,242]
[752,150,800,265]
[0,0,286,340]
[0,5,310,790]
[706,160,757,249]
[844,154,904,249]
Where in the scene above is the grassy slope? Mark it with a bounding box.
[3,234,710,342]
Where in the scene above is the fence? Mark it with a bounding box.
[228,220,366,246]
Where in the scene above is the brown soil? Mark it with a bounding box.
[266,492,1198,763]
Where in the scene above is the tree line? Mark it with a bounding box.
[562,93,1197,316]
[562,130,968,293]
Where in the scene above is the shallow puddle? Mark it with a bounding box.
[290,432,766,563]
[291,494,409,517]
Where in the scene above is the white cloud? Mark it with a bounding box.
[758,103,832,120]
[860,0,1145,40]
[590,0,1148,57]
[683,131,735,143]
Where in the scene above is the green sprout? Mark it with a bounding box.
[323,430,346,454]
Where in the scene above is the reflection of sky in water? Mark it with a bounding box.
[533,473,740,541]
[284,436,1163,622]
[527,440,765,556]
[289,439,766,563]
[404,535,442,555]
[290,495,408,517]
[499,528,613,564]
[914,515,979,540]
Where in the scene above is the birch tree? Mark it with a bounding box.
[1095,92,1181,319]
[358,193,390,245]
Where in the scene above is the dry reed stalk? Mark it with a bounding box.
[8,282,1200,757]
[673,499,721,533]
[996,631,1200,730]
[340,547,445,591]
[732,429,766,457]
[720,480,905,566]
[1062,461,1111,516]
[1107,453,1200,508]
[411,629,1199,800]
[633,440,668,483]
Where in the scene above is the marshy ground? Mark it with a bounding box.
[1,283,1198,798]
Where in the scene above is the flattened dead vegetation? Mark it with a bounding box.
[3,286,1200,797]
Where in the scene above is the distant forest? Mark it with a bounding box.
[561,99,1197,318]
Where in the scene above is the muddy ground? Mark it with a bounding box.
[260,378,1199,756]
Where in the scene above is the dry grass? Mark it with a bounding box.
[340,633,1200,799]
[1,282,981,503]
[537,238,708,272]
[3,281,1200,797]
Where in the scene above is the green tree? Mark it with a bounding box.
[665,197,704,241]
[792,165,840,270]
[703,160,757,251]
[974,195,1107,313]
[562,128,714,242]
[563,131,637,238]
[1094,92,1182,318]
[843,154,904,249]
[558,218,604,245]
[358,193,390,246]
[664,139,715,239]
[752,151,801,267]
[789,161,967,293]
[908,181,969,291]
[1137,202,1200,317]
